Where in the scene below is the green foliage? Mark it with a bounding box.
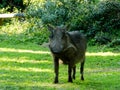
[104,39,120,51]
[109,39,120,47]
[88,0,120,35]
[26,0,94,26]
[0,0,120,45]
[26,0,120,45]
[26,0,68,25]
[0,18,49,45]
[86,0,120,45]
[0,0,28,12]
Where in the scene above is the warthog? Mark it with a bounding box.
[48,25,87,83]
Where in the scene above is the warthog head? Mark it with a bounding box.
[48,25,69,54]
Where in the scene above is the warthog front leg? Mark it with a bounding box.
[80,60,85,81]
[54,57,59,83]
[73,65,76,80]
[68,63,73,82]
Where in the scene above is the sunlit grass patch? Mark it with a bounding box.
[86,68,120,73]
[0,67,53,73]
[0,47,50,54]
[86,52,120,56]
[0,57,51,64]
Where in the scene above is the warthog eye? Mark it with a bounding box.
[62,32,67,39]
[49,34,53,38]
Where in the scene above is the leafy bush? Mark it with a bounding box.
[86,0,120,40]
[94,32,111,45]
[26,0,120,44]
[108,39,120,47]
[0,18,49,44]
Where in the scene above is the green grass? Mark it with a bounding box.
[0,42,120,90]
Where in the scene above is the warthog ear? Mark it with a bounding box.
[63,24,70,31]
[47,24,55,32]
